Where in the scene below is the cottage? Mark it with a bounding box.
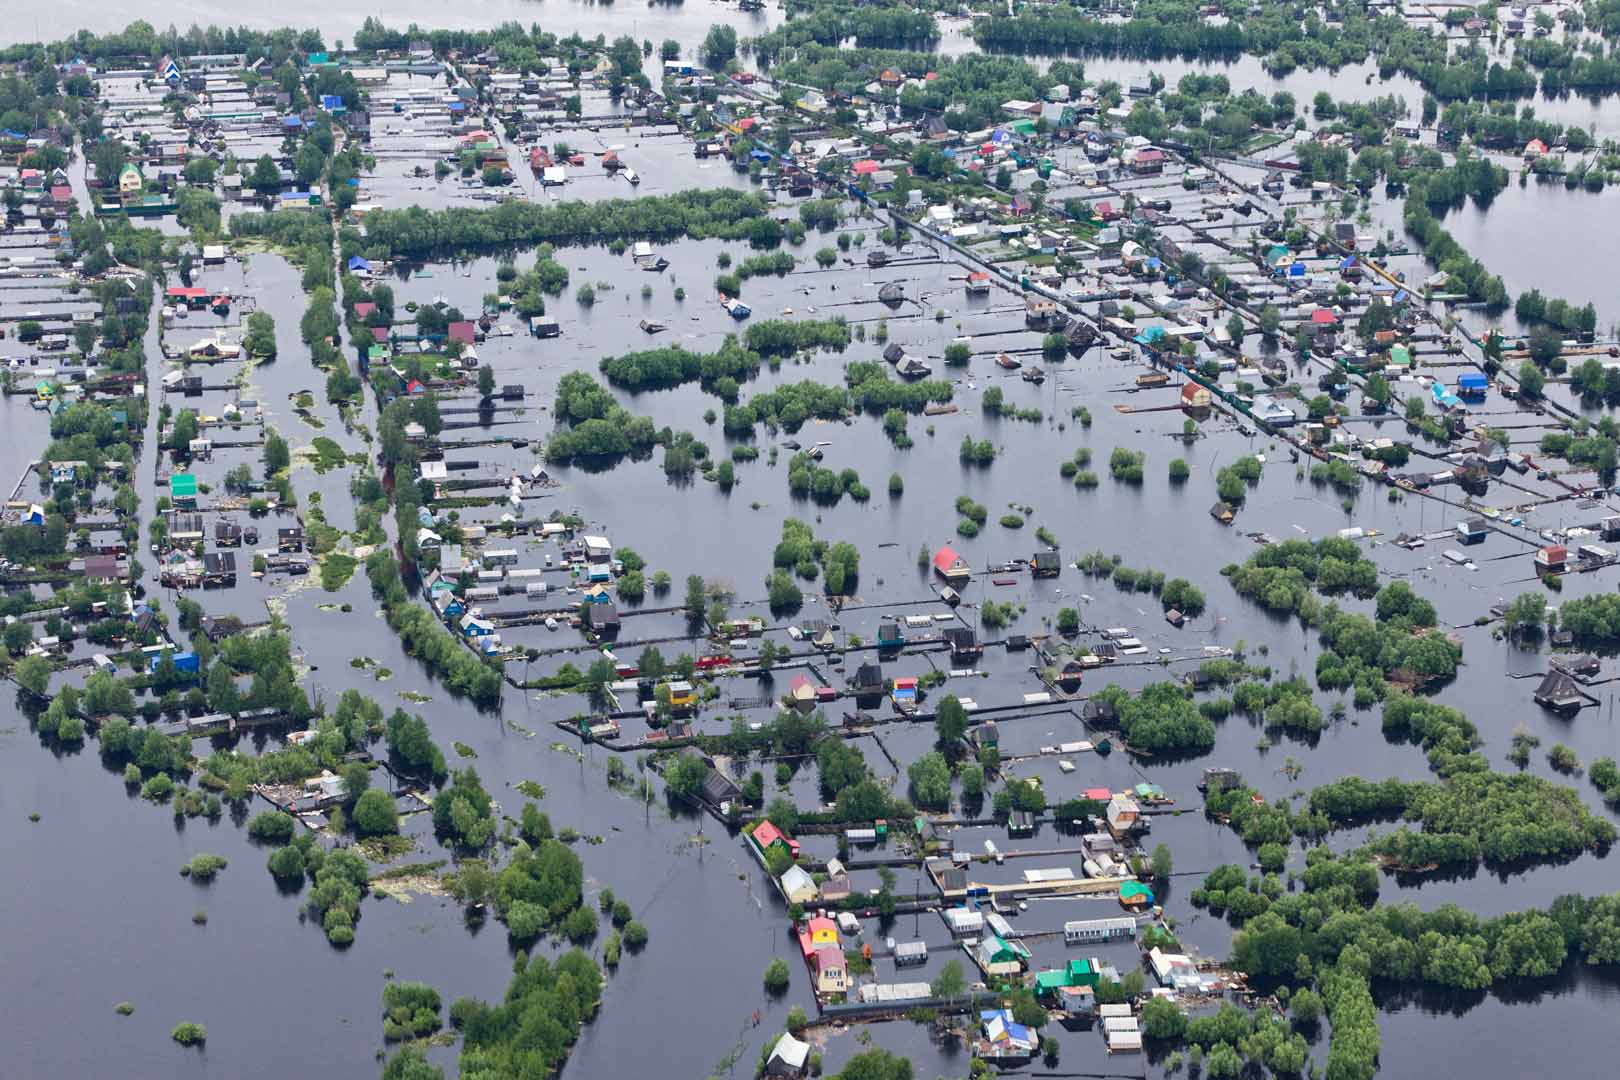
[1536,544,1568,572]
[82,554,120,583]
[278,527,305,553]
[1032,550,1061,577]
[664,679,695,710]
[1180,382,1213,411]
[779,864,818,904]
[753,819,801,861]
[850,662,886,698]
[1455,519,1488,545]
[976,935,1032,975]
[1064,917,1138,944]
[932,545,971,583]
[168,473,199,506]
[943,626,981,660]
[876,618,904,649]
[764,1032,811,1079]
[806,916,839,948]
[582,600,620,637]
[1534,669,1583,714]
[701,766,742,806]
[788,672,819,711]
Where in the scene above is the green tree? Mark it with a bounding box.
[263,428,290,476]
[244,311,277,357]
[1518,360,1545,399]
[930,959,966,999]
[353,788,400,836]
[702,25,738,68]
[1258,304,1281,337]
[934,695,969,747]
[249,153,281,195]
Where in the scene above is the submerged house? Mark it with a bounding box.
[850,662,885,699]
[1534,669,1583,715]
[943,626,982,660]
[932,544,971,583]
[765,1033,811,1079]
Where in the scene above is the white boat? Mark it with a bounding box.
[623,165,639,185]
[545,617,559,631]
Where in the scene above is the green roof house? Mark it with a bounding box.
[169,473,198,501]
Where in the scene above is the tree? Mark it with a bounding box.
[243,311,277,358]
[930,959,966,999]
[683,575,707,621]
[934,695,969,747]
[702,25,738,69]
[4,620,33,655]
[664,752,709,799]
[907,751,952,810]
[477,365,496,400]
[14,654,49,695]
[1258,304,1281,337]
[1151,842,1173,881]
[764,957,790,994]
[1518,360,1545,399]
[1142,996,1188,1039]
[1226,312,1245,347]
[1289,987,1322,1025]
[263,428,290,476]
[1503,591,1547,636]
[1010,989,1047,1028]
[249,153,281,195]
[1528,324,1562,367]
[353,788,399,836]
[248,810,296,844]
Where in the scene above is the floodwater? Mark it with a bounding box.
[1441,180,1620,330]
[5,13,1620,1080]
[0,0,781,63]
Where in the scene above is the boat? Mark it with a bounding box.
[1136,371,1170,388]
[995,352,1021,371]
[639,319,667,334]
[545,616,558,631]
[623,166,640,185]
[720,296,751,320]
[1021,366,1046,384]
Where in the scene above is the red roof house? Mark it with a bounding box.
[753,819,801,860]
[932,545,970,583]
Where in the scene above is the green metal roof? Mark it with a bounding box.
[169,473,198,498]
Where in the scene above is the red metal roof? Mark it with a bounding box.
[1311,309,1338,324]
[754,820,785,848]
[166,287,208,298]
[852,159,880,174]
[446,321,477,344]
